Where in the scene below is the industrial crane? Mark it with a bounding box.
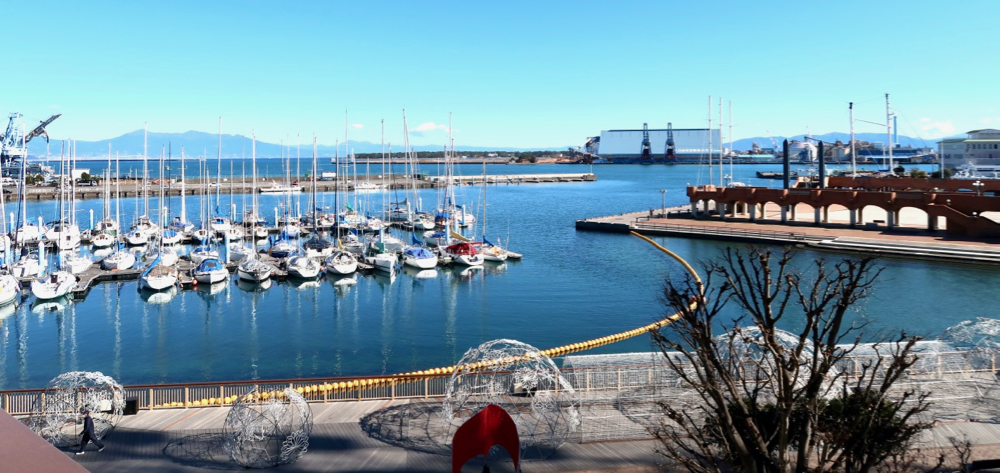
[0,113,61,167]
[639,123,652,164]
[663,122,676,164]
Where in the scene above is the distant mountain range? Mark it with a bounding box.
[24,129,963,158]
[26,130,567,158]
[730,132,961,152]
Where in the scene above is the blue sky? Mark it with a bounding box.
[3,1,997,149]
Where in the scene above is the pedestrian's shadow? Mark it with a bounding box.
[162,432,242,470]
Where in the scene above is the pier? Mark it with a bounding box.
[576,206,1000,265]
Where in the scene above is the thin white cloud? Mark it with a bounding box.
[412,122,449,133]
[979,117,994,125]
[350,123,363,130]
[919,120,956,138]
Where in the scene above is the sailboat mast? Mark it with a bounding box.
[180,147,187,225]
[143,124,148,217]
[251,131,258,234]
[718,98,723,185]
[885,93,893,173]
[850,102,856,176]
[217,117,222,212]
[729,100,734,183]
[708,95,713,187]
[312,134,318,233]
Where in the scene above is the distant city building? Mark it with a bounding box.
[595,128,722,162]
[938,129,1000,169]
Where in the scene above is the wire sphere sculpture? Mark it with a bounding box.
[442,339,580,460]
[714,326,841,392]
[27,371,125,447]
[223,387,313,468]
[942,318,1000,350]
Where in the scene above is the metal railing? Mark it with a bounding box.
[5,350,993,416]
[631,220,818,241]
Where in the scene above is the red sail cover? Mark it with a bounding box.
[452,404,520,473]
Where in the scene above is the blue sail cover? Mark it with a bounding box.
[483,236,495,247]
[403,248,434,259]
[195,259,223,272]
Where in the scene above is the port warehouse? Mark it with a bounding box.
[592,128,722,162]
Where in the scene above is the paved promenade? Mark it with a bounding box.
[61,399,664,473]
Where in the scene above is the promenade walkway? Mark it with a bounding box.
[61,399,663,473]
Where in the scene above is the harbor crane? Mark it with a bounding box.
[0,112,61,167]
[639,123,652,163]
[663,122,676,163]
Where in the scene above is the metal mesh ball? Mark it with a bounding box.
[27,371,125,447]
[223,387,313,468]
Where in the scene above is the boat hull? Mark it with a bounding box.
[193,270,228,284]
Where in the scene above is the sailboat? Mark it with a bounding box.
[101,154,136,271]
[237,257,272,282]
[46,141,81,250]
[143,147,179,268]
[128,125,159,244]
[302,136,333,259]
[169,147,195,233]
[190,155,219,265]
[30,245,75,300]
[475,161,507,262]
[286,254,321,279]
[324,250,358,275]
[191,257,228,284]
[0,170,20,305]
[91,144,118,248]
[140,255,179,291]
[402,246,438,269]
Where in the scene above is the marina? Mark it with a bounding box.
[0,163,998,390]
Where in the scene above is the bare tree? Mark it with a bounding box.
[651,247,934,473]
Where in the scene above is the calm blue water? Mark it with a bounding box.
[0,163,993,390]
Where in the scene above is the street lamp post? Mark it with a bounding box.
[659,189,667,217]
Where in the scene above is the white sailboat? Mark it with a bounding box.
[402,246,438,270]
[0,172,20,305]
[191,257,228,284]
[140,256,179,291]
[92,145,118,248]
[286,255,320,279]
[237,258,272,282]
[324,250,358,275]
[30,270,75,300]
[101,153,135,271]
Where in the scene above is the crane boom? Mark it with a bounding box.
[24,114,61,144]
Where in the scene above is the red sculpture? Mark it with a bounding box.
[452,404,520,473]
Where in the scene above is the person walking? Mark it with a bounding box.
[75,410,105,455]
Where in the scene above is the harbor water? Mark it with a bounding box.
[0,163,995,390]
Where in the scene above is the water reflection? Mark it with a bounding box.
[289,279,321,290]
[0,302,17,323]
[140,285,179,304]
[371,271,396,287]
[31,296,70,315]
[236,278,272,292]
[196,280,228,297]
[401,266,437,279]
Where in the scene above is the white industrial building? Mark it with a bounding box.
[595,127,722,162]
[938,129,1000,169]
